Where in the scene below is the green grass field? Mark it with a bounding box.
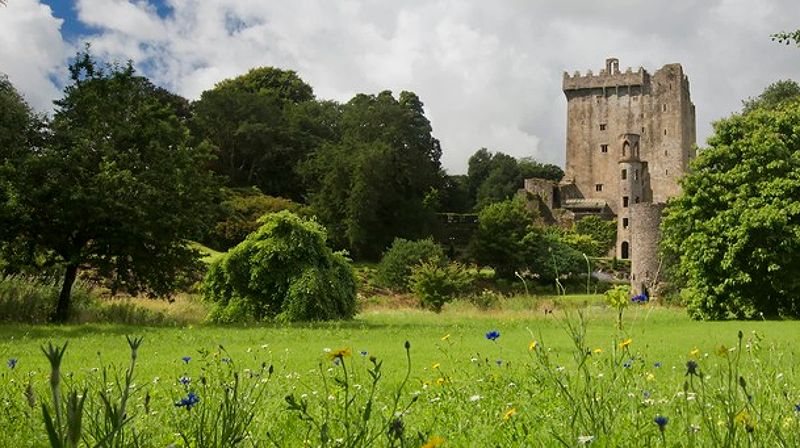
[1,301,799,446]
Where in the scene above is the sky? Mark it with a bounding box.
[1,0,799,174]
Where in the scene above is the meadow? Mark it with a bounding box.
[1,298,799,447]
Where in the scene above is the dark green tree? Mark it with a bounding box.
[662,98,800,319]
[468,198,534,278]
[303,91,442,259]
[2,52,217,322]
[573,215,617,256]
[192,67,332,200]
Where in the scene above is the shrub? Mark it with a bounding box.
[0,275,94,323]
[376,238,444,292]
[410,261,474,312]
[203,211,357,322]
[469,289,502,310]
[573,216,616,256]
[468,198,534,278]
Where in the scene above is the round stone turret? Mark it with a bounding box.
[630,202,666,297]
[616,133,642,259]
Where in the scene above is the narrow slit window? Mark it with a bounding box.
[621,169,627,180]
[623,196,629,207]
[623,218,629,229]
[601,144,608,153]
[595,184,604,192]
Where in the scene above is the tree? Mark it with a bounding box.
[191,67,331,200]
[203,211,357,322]
[376,238,445,292]
[468,198,534,278]
[573,215,617,256]
[518,157,564,182]
[772,29,800,46]
[662,98,800,319]
[303,91,442,259]
[2,52,217,322]
[742,79,800,114]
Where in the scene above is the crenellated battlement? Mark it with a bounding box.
[563,57,648,91]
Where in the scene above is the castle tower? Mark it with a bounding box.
[630,203,667,296]
[562,58,696,258]
[616,133,644,259]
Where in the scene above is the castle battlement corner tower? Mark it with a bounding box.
[562,58,696,260]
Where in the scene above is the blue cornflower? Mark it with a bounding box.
[179,376,191,386]
[496,359,503,366]
[654,362,662,368]
[485,330,500,341]
[631,293,649,303]
[685,360,699,376]
[181,356,191,364]
[175,391,200,410]
[794,403,800,413]
[360,351,368,357]
[623,359,633,369]
[7,358,17,369]
[654,415,668,431]
[333,358,340,366]
[643,390,651,399]
[221,357,232,364]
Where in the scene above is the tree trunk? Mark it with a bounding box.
[53,263,78,323]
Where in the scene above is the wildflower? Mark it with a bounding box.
[387,417,404,440]
[646,373,655,381]
[593,348,603,354]
[436,377,446,386]
[528,340,538,351]
[794,403,800,413]
[685,360,699,376]
[181,356,191,364]
[7,358,17,369]
[421,436,445,448]
[689,348,700,357]
[485,330,500,341]
[469,394,482,402]
[328,348,351,360]
[496,359,503,366]
[643,390,651,399]
[619,338,632,349]
[432,363,440,370]
[654,362,662,368]
[441,334,450,341]
[360,351,368,357]
[623,359,633,369]
[503,407,517,421]
[631,293,649,303]
[175,391,200,410]
[578,435,595,445]
[178,376,191,386]
[221,357,232,364]
[716,345,728,357]
[333,358,340,366]
[654,415,668,431]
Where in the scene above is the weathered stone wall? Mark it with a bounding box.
[630,203,666,296]
[562,58,695,258]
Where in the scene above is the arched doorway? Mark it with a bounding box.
[621,241,630,259]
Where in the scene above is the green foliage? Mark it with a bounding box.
[573,216,617,256]
[302,91,442,259]
[203,211,357,322]
[772,29,800,46]
[467,149,563,211]
[206,187,310,250]
[1,51,217,321]
[191,68,332,200]
[468,198,534,279]
[376,238,444,292]
[0,275,94,324]
[409,261,474,312]
[662,98,800,319]
[741,79,800,114]
[603,284,631,330]
[522,229,586,285]
[558,232,601,258]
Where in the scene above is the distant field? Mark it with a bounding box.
[1,303,799,446]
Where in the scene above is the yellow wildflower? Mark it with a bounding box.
[619,338,633,349]
[593,348,603,354]
[646,373,655,381]
[528,340,538,351]
[503,407,518,421]
[716,345,729,357]
[327,348,351,360]
[436,377,446,386]
[441,334,451,341]
[432,363,440,370]
[689,348,700,357]
[421,436,445,448]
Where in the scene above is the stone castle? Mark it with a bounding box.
[523,58,696,294]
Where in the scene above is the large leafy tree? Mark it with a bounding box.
[303,90,442,259]
[192,67,334,200]
[2,52,217,322]
[741,79,800,114]
[662,98,800,319]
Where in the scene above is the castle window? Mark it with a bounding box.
[600,124,607,131]
[635,196,640,204]
[665,150,668,156]
[621,169,627,180]
[601,144,608,153]
[595,184,603,192]
[623,196,629,207]
[621,241,630,259]
[663,104,667,112]
[622,142,629,156]
[634,169,639,180]
[642,127,645,133]
[623,218,629,229]
[664,129,668,135]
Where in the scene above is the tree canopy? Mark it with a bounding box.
[741,79,800,114]
[1,52,217,321]
[662,97,800,319]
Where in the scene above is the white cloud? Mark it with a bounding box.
[3,0,800,173]
[0,0,68,111]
